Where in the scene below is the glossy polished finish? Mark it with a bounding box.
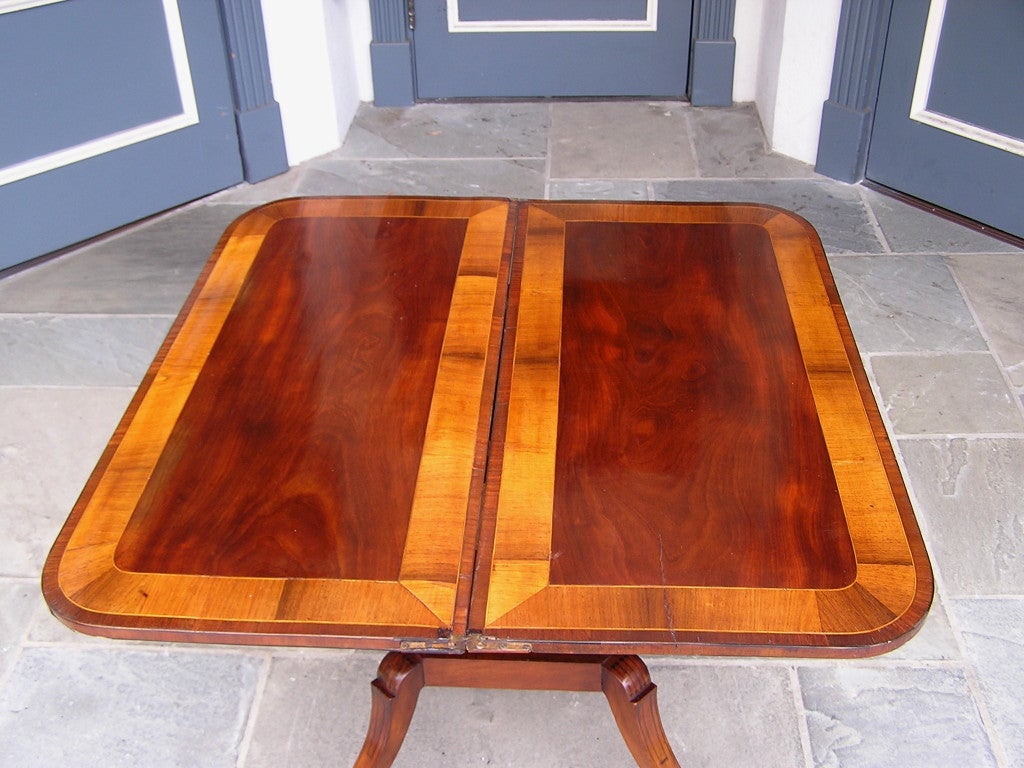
[44,197,514,645]
[117,214,468,581]
[45,198,930,654]
[554,220,851,589]
[43,197,932,767]
[478,202,931,656]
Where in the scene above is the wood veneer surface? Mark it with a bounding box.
[116,215,466,580]
[550,220,853,589]
[43,198,932,657]
[477,202,931,656]
[43,197,513,646]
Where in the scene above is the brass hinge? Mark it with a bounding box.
[407,0,415,30]
[399,636,460,652]
[465,634,533,653]
[397,634,532,653]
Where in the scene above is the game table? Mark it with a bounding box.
[44,198,932,767]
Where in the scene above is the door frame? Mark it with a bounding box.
[816,0,1023,245]
[367,0,737,106]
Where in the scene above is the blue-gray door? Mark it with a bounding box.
[867,0,1024,239]
[0,0,244,271]
[412,1,692,98]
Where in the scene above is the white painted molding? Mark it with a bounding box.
[754,0,842,164]
[0,0,199,186]
[447,0,657,33]
[0,0,67,14]
[260,0,340,165]
[910,0,1024,158]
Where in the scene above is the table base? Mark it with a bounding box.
[354,652,681,768]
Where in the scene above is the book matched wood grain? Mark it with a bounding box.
[44,198,931,656]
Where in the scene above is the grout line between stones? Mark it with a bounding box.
[865,345,1024,434]
[235,652,274,768]
[308,155,550,163]
[945,258,1024,427]
[681,109,702,179]
[893,432,1024,441]
[857,185,894,254]
[543,103,553,199]
[0,382,138,388]
[866,349,1001,359]
[788,666,816,768]
[650,655,970,670]
[941,594,1013,767]
[0,312,177,320]
[0,581,37,694]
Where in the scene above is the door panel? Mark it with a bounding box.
[1,2,186,169]
[0,0,243,271]
[923,1,1021,137]
[412,0,691,98]
[866,0,1024,238]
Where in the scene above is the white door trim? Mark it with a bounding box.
[910,0,1024,158]
[0,0,200,186]
[0,0,67,14]
[447,0,658,33]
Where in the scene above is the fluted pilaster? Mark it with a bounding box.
[370,0,409,43]
[369,0,415,105]
[816,0,893,181]
[690,0,736,106]
[216,0,288,181]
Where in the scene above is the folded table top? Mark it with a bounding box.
[44,198,932,657]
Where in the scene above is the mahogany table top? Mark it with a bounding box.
[43,197,932,658]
